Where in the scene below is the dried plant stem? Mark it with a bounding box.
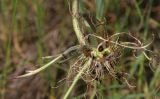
[16,55,63,78]
[72,0,86,45]
[63,58,92,99]
[63,1,89,98]
[16,45,80,78]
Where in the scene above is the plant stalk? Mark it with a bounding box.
[72,0,86,46]
[16,55,62,78]
[63,58,92,99]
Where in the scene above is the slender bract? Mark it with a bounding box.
[72,0,86,45]
[16,55,62,78]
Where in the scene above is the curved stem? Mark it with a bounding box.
[16,55,63,78]
[72,0,86,45]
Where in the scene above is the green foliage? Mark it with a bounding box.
[95,0,105,21]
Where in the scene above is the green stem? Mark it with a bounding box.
[63,58,92,99]
[72,0,86,45]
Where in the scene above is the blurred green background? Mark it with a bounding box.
[0,0,160,99]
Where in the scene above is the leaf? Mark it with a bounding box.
[95,0,105,21]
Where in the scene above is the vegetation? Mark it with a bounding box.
[0,0,160,99]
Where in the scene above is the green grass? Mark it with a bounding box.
[0,0,17,99]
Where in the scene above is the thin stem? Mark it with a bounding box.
[63,58,92,99]
[16,45,81,78]
[16,55,63,78]
[72,0,86,45]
